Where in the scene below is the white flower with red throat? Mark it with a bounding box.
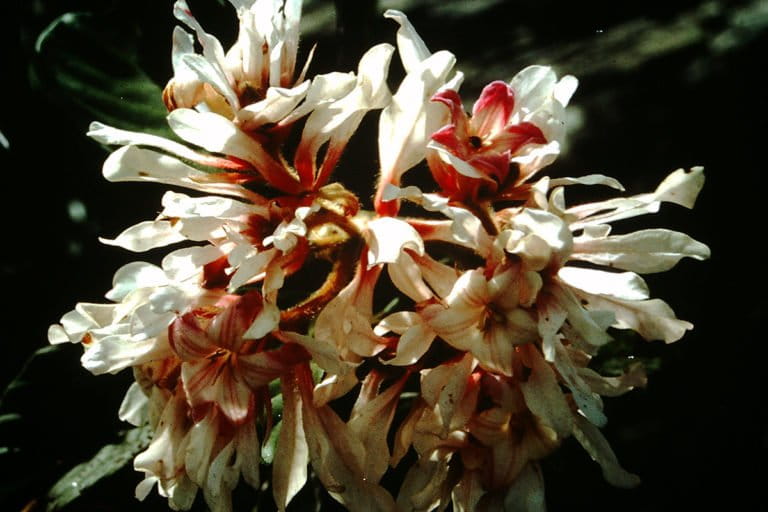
[426,66,577,205]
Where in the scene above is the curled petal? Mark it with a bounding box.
[366,217,425,267]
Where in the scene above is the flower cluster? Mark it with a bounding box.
[49,1,710,511]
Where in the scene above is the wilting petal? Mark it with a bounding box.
[376,311,437,366]
[519,346,573,437]
[572,415,640,488]
[348,371,408,482]
[579,293,693,343]
[273,373,309,511]
[451,469,485,512]
[134,391,197,508]
[568,167,705,229]
[118,382,148,426]
[502,463,547,512]
[238,343,309,389]
[397,457,452,512]
[549,174,625,191]
[297,366,397,511]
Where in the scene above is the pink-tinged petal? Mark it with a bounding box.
[208,292,264,350]
[572,414,640,488]
[470,80,515,137]
[487,121,546,155]
[409,251,459,299]
[102,146,257,200]
[235,419,261,489]
[427,141,488,180]
[169,312,214,361]
[180,359,223,416]
[167,109,301,194]
[243,300,280,339]
[365,217,425,266]
[387,251,433,302]
[237,343,310,389]
[376,311,436,366]
[430,124,461,154]
[297,366,398,511]
[519,346,573,437]
[215,364,254,424]
[273,373,309,511]
[348,371,408,482]
[295,44,394,188]
[431,89,470,144]
[578,292,693,343]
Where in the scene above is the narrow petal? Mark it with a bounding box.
[273,373,309,511]
[572,228,711,273]
[470,80,515,136]
[100,220,186,253]
[558,267,650,301]
[572,415,640,488]
[578,293,693,343]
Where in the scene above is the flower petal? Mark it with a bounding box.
[572,415,640,488]
[273,373,309,511]
[558,267,650,301]
[571,228,710,273]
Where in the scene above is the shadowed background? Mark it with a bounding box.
[0,0,765,510]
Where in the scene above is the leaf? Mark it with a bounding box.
[45,426,152,511]
[32,12,171,138]
[0,344,131,509]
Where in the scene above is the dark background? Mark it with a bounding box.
[1,0,765,510]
